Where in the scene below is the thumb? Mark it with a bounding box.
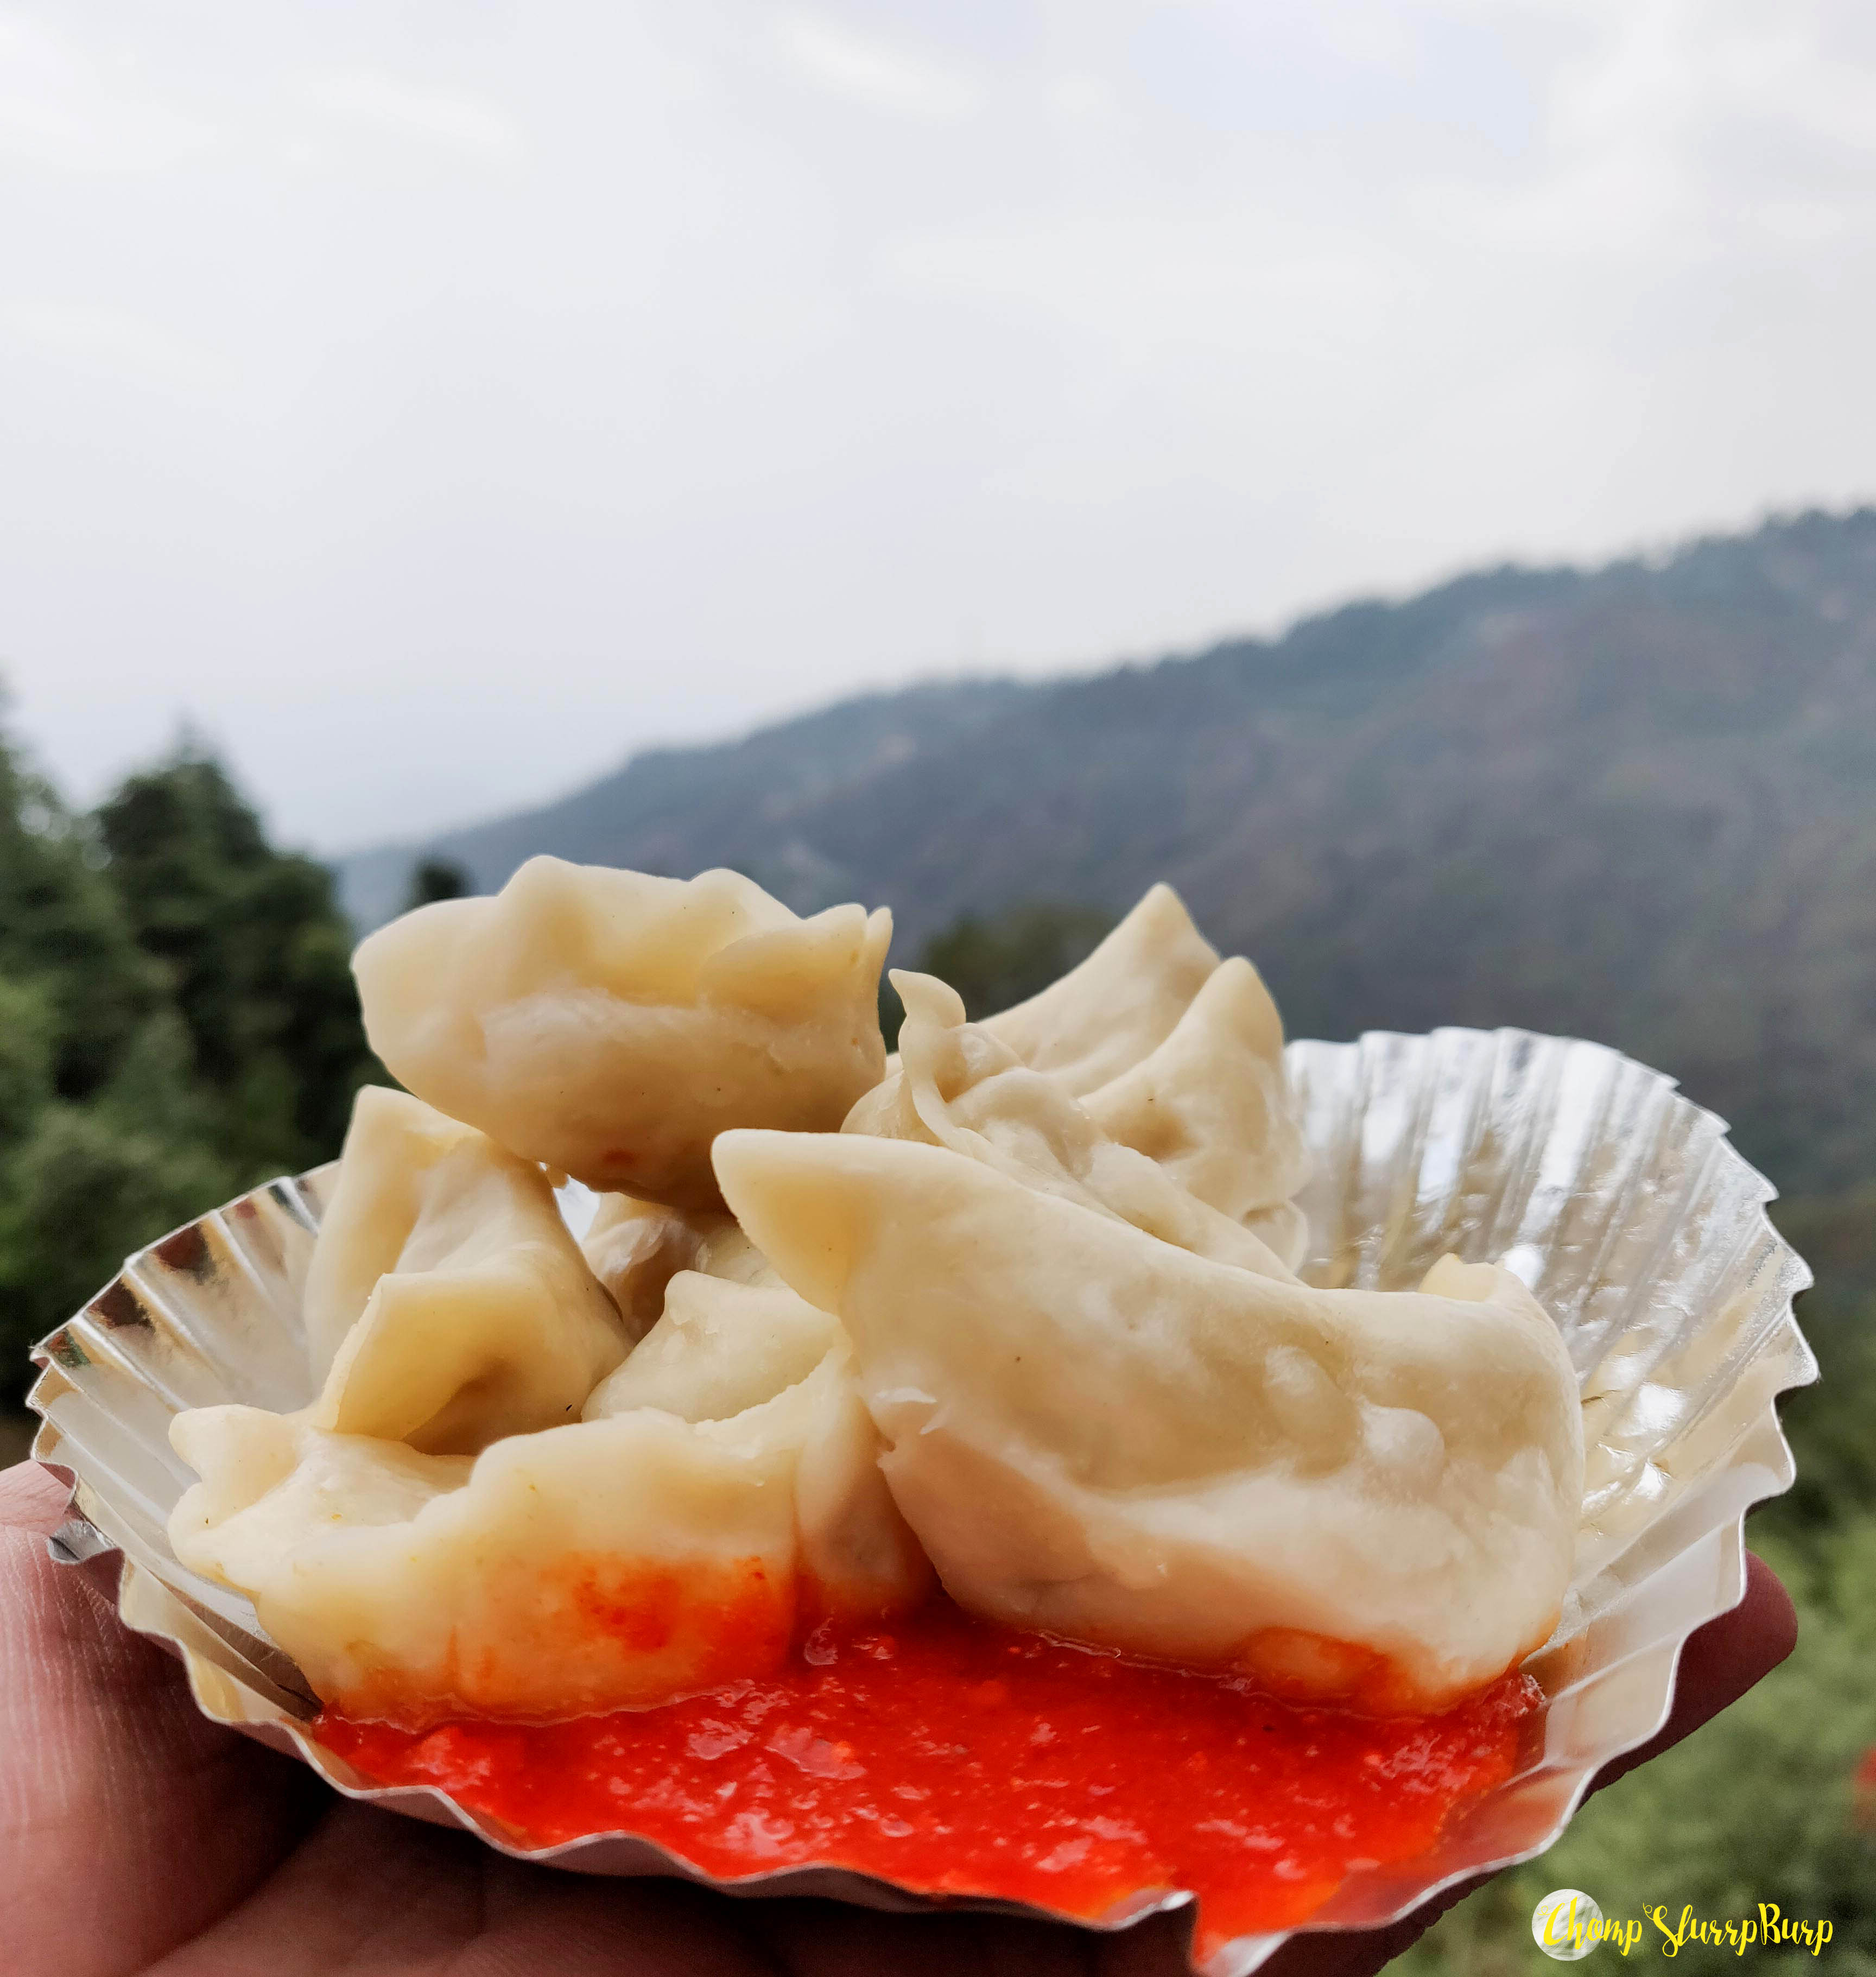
[0,1461,321,1977]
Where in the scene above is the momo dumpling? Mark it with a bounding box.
[168,1356,921,1726]
[169,1168,928,1725]
[170,1321,929,1725]
[301,1086,631,1453]
[583,1245,930,1620]
[577,1191,719,1332]
[846,971,1295,1280]
[584,1271,835,1423]
[981,883,1223,1095]
[581,1204,930,1614]
[583,1195,848,1426]
[987,885,1310,1254]
[714,1126,1585,1715]
[865,885,1309,1260]
[578,1192,798,1329]
[1079,953,1308,1250]
[353,858,893,1209]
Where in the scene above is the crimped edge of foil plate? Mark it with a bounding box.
[24,1025,1817,1977]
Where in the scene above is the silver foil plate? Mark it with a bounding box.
[26,1026,1815,1976]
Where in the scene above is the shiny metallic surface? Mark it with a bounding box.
[26,1028,1815,1977]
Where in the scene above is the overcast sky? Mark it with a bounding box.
[3,0,1873,851]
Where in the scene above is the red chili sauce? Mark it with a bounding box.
[318,1599,1539,1959]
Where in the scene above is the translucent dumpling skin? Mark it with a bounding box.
[171,1323,930,1727]
[168,1102,928,1726]
[846,970,1297,1282]
[854,884,1311,1264]
[170,1395,835,1726]
[715,1125,1586,1716]
[353,858,893,1209]
[981,882,1221,1096]
[301,1086,633,1454]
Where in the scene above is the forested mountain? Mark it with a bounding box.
[343,507,1876,1199]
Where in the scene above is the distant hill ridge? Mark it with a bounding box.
[340,508,1876,1196]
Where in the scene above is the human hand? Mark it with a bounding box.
[0,1460,1795,1977]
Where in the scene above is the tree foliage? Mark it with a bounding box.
[94,746,375,1171]
[0,725,379,1401]
[404,857,470,911]
[0,736,161,1097]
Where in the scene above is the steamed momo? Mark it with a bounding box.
[301,1087,632,1453]
[1078,953,1305,1245]
[576,1190,720,1333]
[353,858,893,1209]
[169,1362,916,1726]
[859,885,1310,1263]
[169,1139,928,1723]
[980,883,1222,1095]
[847,971,1296,1281]
[715,1121,1585,1715]
[993,886,1310,1260]
[168,854,1581,1733]
[581,1219,931,1619]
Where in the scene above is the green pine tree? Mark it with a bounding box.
[1,719,382,1402]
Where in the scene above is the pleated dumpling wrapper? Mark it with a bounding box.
[852,883,1310,1264]
[580,1208,932,1629]
[715,981,1587,1716]
[300,1085,634,1448]
[353,858,894,1210]
[577,1189,720,1335]
[852,971,1298,1282]
[168,1103,928,1726]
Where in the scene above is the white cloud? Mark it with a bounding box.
[0,12,215,171]
[776,10,983,122]
[0,299,218,389]
[302,69,523,160]
[1047,69,1120,125]
[1400,0,1876,264]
